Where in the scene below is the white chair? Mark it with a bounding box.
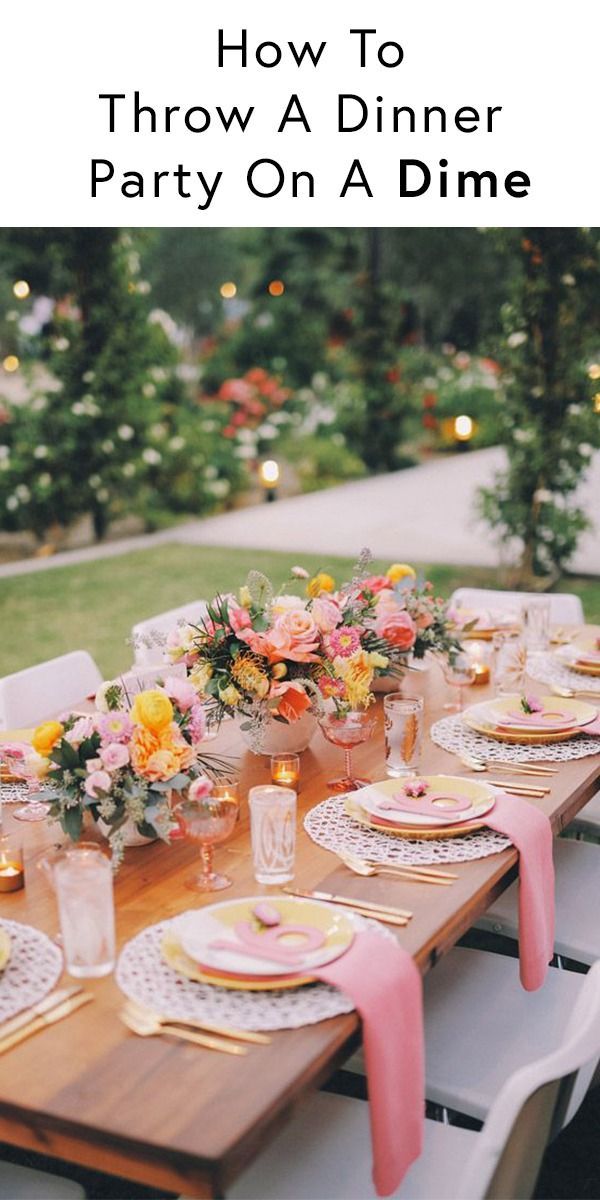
[570,791,600,838]
[226,962,600,1199]
[476,838,600,965]
[423,946,591,1122]
[0,1160,85,1197]
[131,601,208,666]
[0,651,103,730]
[449,587,584,625]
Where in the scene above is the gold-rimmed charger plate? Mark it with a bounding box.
[0,927,11,973]
[344,795,486,840]
[161,930,314,991]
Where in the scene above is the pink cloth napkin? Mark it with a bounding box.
[583,716,600,735]
[314,929,424,1196]
[483,792,555,991]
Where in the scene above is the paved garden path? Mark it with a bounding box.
[1,447,598,578]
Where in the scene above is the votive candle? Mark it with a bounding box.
[270,753,300,790]
[0,836,24,892]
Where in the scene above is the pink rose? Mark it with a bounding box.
[188,775,213,802]
[311,595,343,633]
[361,575,392,596]
[64,716,96,746]
[375,609,417,651]
[86,757,103,773]
[272,608,321,662]
[84,769,112,798]
[414,609,434,630]
[165,675,198,713]
[100,742,130,771]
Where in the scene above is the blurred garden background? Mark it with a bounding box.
[1,227,599,677]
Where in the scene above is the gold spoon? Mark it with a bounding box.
[120,1008,248,1055]
[459,752,556,777]
[123,998,271,1045]
[549,683,600,700]
[339,850,455,885]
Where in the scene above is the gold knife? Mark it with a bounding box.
[284,887,412,922]
[0,987,83,1041]
[0,992,93,1056]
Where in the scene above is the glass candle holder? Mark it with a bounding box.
[270,753,300,791]
[0,834,24,893]
[464,640,492,686]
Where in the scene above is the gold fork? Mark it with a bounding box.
[123,998,271,1045]
[120,1007,248,1055]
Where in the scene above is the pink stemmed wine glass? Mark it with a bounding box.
[440,652,477,712]
[177,789,240,892]
[2,746,50,823]
[318,711,377,792]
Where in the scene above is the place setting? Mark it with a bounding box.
[431,689,600,765]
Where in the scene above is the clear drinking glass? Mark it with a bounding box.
[383,694,424,778]
[54,845,116,978]
[318,711,376,792]
[493,631,527,695]
[522,597,551,652]
[178,789,239,892]
[248,785,296,885]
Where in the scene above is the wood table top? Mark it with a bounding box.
[0,664,598,1197]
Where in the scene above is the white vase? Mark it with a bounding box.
[97,817,157,847]
[236,710,318,756]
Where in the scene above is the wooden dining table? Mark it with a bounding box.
[0,662,599,1198]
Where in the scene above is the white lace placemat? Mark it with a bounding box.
[430,715,600,764]
[304,796,511,865]
[116,914,393,1031]
[527,651,600,696]
[0,781,31,805]
[0,919,63,1023]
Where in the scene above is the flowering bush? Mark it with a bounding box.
[35,679,224,862]
[166,555,459,736]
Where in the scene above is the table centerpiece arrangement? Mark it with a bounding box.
[166,554,459,754]
[33,677,230,862]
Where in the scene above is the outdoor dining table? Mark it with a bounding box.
[0,660,599,1198]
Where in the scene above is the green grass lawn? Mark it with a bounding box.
[1,544,599,679]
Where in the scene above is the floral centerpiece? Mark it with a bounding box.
[166,552,459,753]
[33,676,227,862]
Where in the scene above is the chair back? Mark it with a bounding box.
[0,651,103,730]
[449,587,584,626]
[458,961,600,1200]
[131,601,208,666]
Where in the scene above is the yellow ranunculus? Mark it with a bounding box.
[306,572,335,599]
[239,585,252,608]
[32,720,64,757]
[219,684,242,707]
[131,689,174,734]
[386,563,416,584]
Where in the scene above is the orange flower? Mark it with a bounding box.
[142,747,182,783]
[130,726,161,775]
[275,685,312,723]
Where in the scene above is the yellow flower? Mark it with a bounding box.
[307,572,335,598]
[189,661,214,695]
[271,662,288,680]
[231,654,270,699]
[333,649,376,710]
[219,684,242,707]
[239,585,252,608]
[131,689,174,734]
[369,651,389,670]
[32,720,64,757]
[386,563,416,584]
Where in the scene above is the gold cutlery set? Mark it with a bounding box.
[0,986,93,1056]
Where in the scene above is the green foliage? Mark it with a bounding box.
[478,229,600,583]
[281,432,367,492]
[0,232,248,540]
